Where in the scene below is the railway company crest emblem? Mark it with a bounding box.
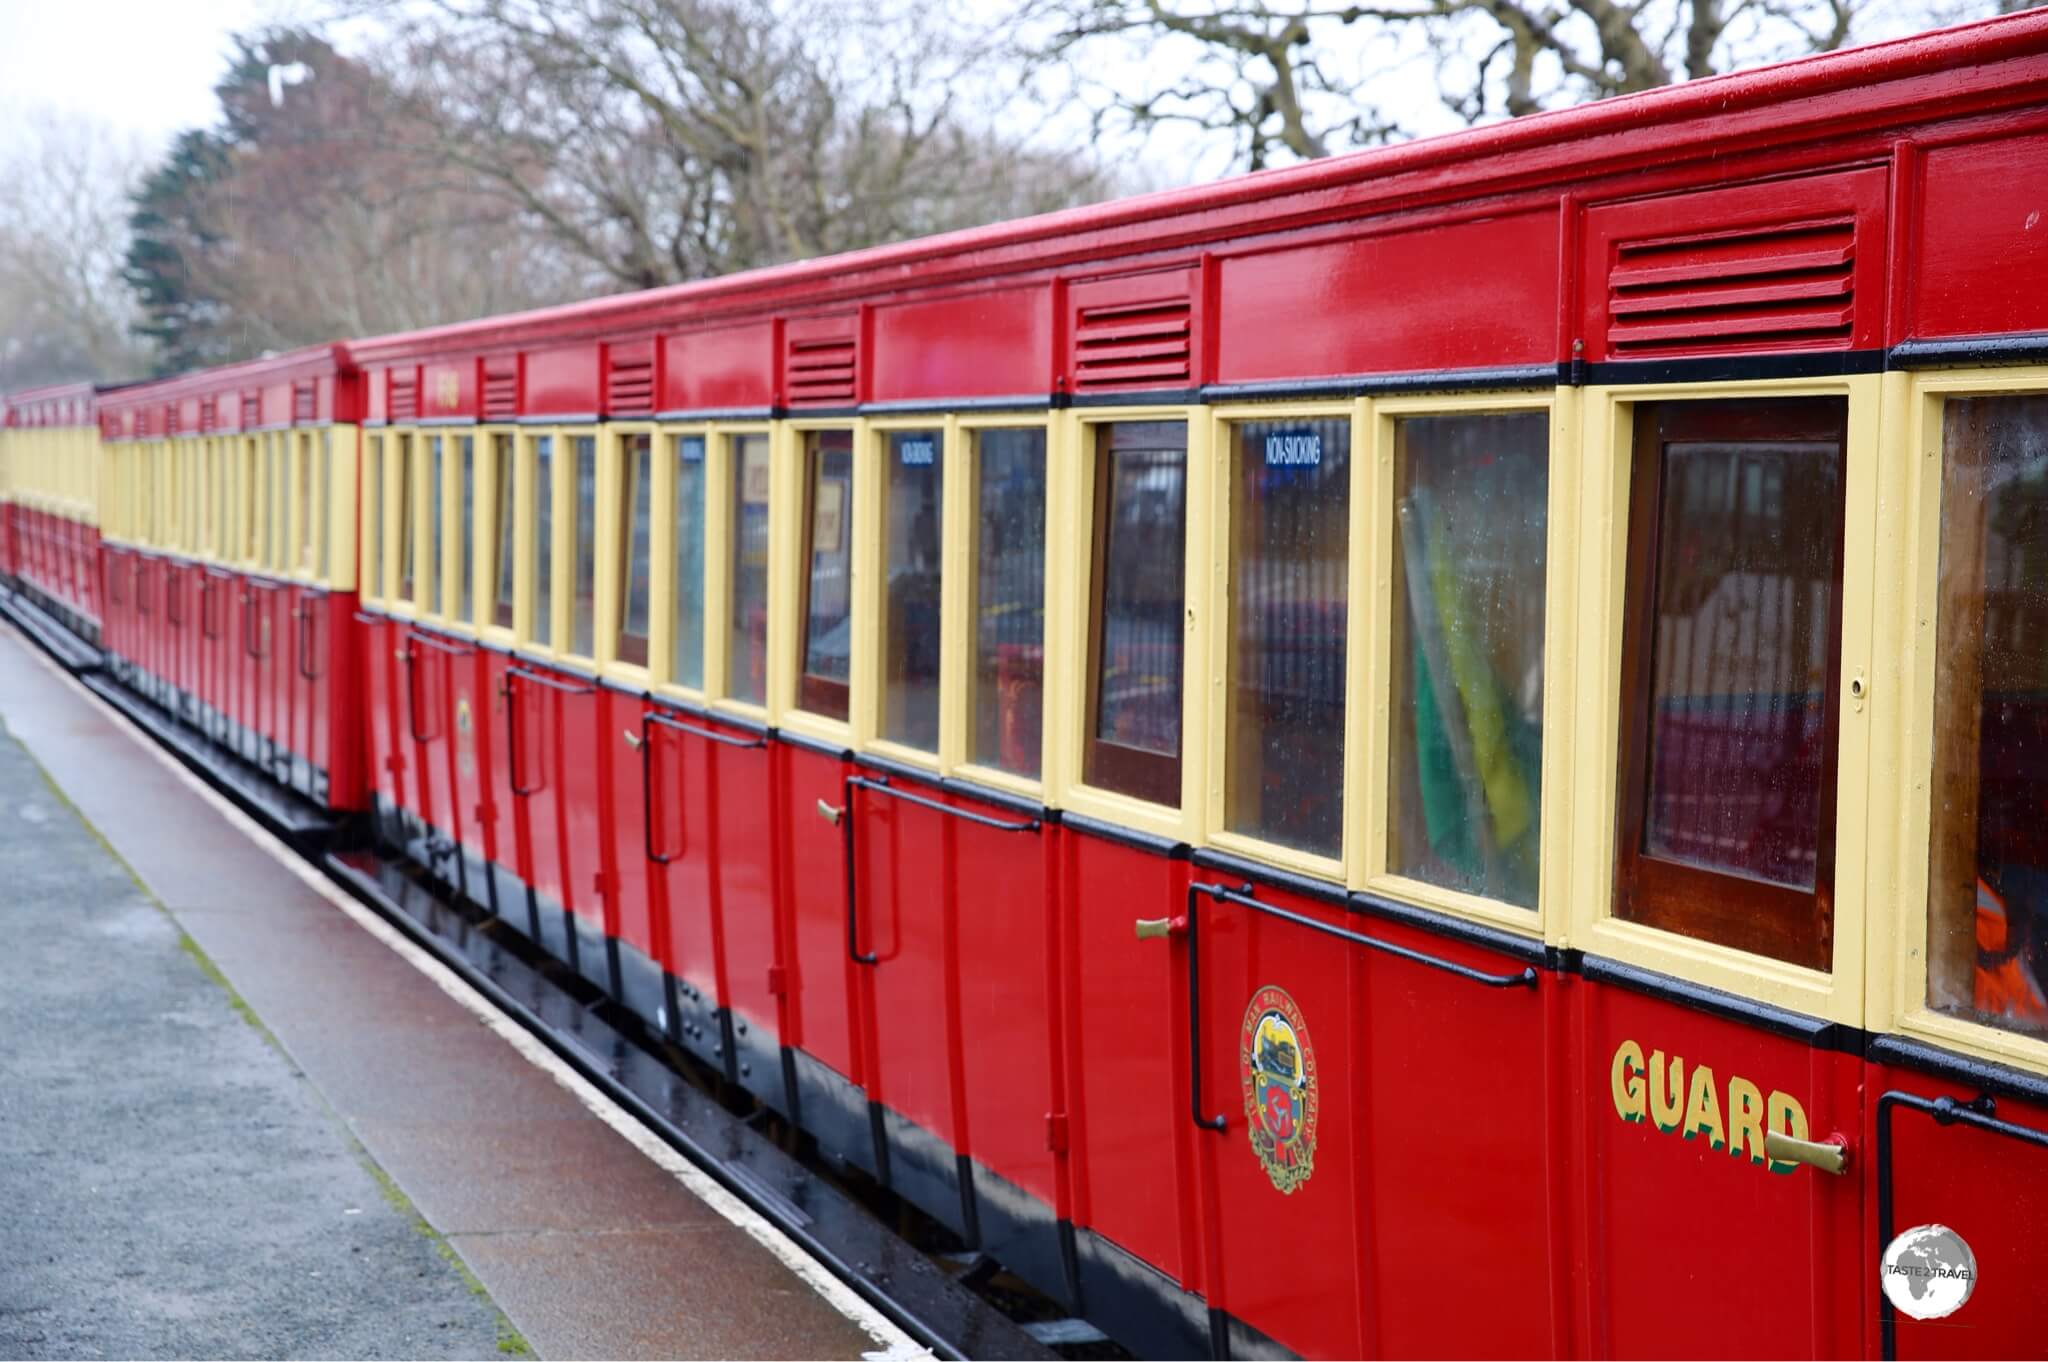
[1239,985,1317,1194]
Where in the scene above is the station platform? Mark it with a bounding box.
[0,626,918,1361]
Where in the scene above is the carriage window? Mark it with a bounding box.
[491,434,515,629]
[970,428,1046,778]
[1927,395,2048,1038]
[532,433,554,648]
[673,434,707,689]
[427,434,446,613]
[729,433,770,705]
[1617,398,1846,970]
[396,434,417,603]
[1227,418,1349,858]
[617,432,653,666]
[1389,413,1548,905]
[570,434,598,656]
[799,429,854,720]
[270,433,288,571]
[455,435,473,616]
[882,430,943,750]
[364,436,383,598]
[295,433,314,573]
[1085,421,1187,806]
[315,431,332,578]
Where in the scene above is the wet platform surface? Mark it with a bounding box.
[0,626,905,1361]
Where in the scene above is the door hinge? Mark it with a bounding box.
[384,753,406,774]
[766,965,789,997]
[1045,1112,1070,1156]
[593,870,608,899]
[474,801,496,825]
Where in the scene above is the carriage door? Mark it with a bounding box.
[1872,386,2048,1360]
[1586,395,1865,1356]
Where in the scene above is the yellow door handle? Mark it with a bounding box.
[1764,1130,1849,1175]
[817,799,842,825]
[1134,916,1184,941]
[622,729,642,750]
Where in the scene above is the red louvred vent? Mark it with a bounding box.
[786,333,857,406]
[293,380,316,422]
[483,358,518,420]
[241,392,260,428]
[390,370,419,422]
[1605,217,1857,357]
[165,404,181,436]
[200,396,217,432]
[1071,291,1192,391]
[606,341,654,415]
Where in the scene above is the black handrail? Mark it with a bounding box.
[295,593,324,680]
[638,710,769,865]
[837,773,1039,967]
[1185,879,1537,1131]
[1876,1089,2048,1359]
[501,668,591,796]
[505,664,595,695]
[409,631,475,658]
[243,579,283,660]
[165,567,185,629]
[200,574,223,640]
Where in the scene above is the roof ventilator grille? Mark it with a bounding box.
[1607,218,1856,356]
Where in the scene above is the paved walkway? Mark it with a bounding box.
[0,626,903,1361]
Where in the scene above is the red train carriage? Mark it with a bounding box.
[92,346,365,815]
[2,383,104,643]
[10,10,2048,1358]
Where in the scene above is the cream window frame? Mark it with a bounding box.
[1879,366,2048,1075]
[648,423,713,705]
[863,415,957,773]
[1569,374,1880,1028]
[361,431,387,605]
[599,421,657,686]
[385,428,421,621]
[777,417,866,746]
[1200,399,1360,885]
[1053,405,1210,845]
[554,424,602,667]
[1353,391,1572,937]
[947,413,1058,803]
[708,423,774,723]
[474,425,516,646]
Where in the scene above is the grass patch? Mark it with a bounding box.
[359,1152,534,1358]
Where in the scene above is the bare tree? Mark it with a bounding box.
[361,0,1123,290]
[1015,0,2045,173]
[0,110,153,391]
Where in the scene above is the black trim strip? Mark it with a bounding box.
[859,395,1051,416]
[1888,332,2048,368]
[1191,846,1348,908]
[414,416,474,427]
[785,405,862,420]
[1057,810,1190,860]
[775,727,853,761]
[1348,886,1551,968]
[646,708,768,751]
[1867,1033,2048,1109]
[596,672,644,699]
[517,413,602,425]
[1580,955,1858,1050]
[1201,363,1558,403]
[504,664,595,695]
[1066,388,1200,409]
[1583,349,1886,385]
[853,752,1048,820]
[652,407,774,423]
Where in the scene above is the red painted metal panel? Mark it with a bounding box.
[779,742,862,1082]
[1217,214,1560,381]
[263,382,293,429]
[947,791,1063,1216]
[474,649,518,882]
[361,612,403,822]
[598,687,659,990]
[1582,981,1862,1356]
[1910,133,2048,341]
[365,367,389,424]
[557,682,608,967]
[1062,834,1203,1296]
[524,345,602,417]
[869,289,1053,401]
[1867,1062,2048,1358]
[420,360,478,422]
[854,786,964,1159]
[662,323,775,412]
